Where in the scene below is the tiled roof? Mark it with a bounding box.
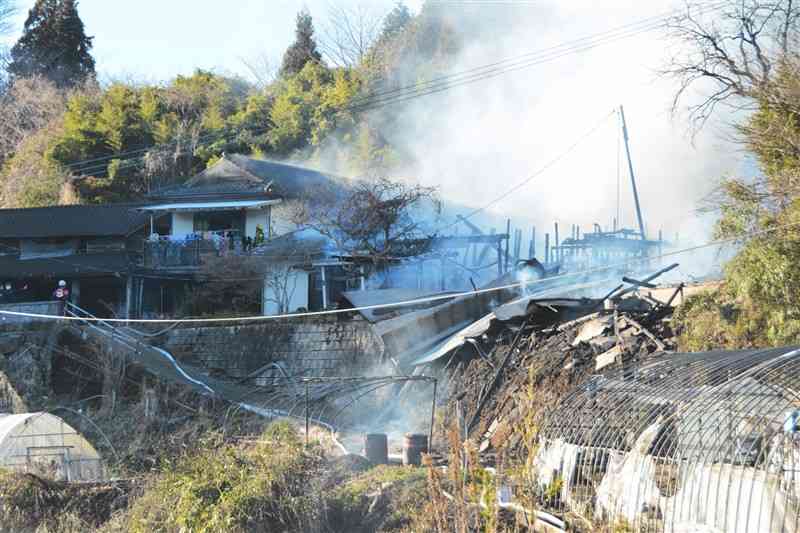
[153,154,347,200]
[0,203,150,239]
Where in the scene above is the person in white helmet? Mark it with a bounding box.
[53,280,70,301]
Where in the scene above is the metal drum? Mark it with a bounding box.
[402,433,428,466]
[364,433,388,465]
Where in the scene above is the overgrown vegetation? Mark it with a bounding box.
[666,0,800,349]
[123,421,324,533]
[0,1,460,208]
[324,464,428,532]
[0,470,130,533]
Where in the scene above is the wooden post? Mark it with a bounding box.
[554,222,560,263]
[125,276,133,320]
[497,242,503,277]
[504,219,511,272]
[530,226,536,258]
[429,379,437,454]
[137,277,143,318]
[545,233,550,264]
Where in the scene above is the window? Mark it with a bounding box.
[193,211,245,234]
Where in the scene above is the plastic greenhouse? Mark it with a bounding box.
[535,346,800,532]
[0,412,104,481]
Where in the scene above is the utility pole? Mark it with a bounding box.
[620,105,646,240]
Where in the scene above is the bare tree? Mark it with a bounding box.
[0,75,67,159]
[0,0,15,37]
[292,177,440,261]
[665,0,800,130]
[240,52,278,90]
[319,3,385,68]
[0,47,10,93]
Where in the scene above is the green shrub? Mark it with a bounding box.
[125,421,324,533]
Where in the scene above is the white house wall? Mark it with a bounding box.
[172,212,194,236]
[245,207,270,238]
[263,269,309,315]
[270,200,301,237]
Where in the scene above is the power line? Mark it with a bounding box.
[0,220,789,325]
[432,110,616,234]
[61,1,725,179]
[343,1,724,108]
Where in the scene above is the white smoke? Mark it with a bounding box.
[378,0,752,262]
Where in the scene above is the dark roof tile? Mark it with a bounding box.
[154,154,347,199]
[0,204,150,239]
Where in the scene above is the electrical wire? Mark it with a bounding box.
[0,220,790,325]
[431,109,616,234]
[60,1,726,179]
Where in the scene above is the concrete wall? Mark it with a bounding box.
[171,212,194,236]
[161,316,383,379]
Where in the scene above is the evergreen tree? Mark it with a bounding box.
[380,2,412,42]
[280,9,322,77]
[8,0,95,88]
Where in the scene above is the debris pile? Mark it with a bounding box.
[434,281,681,461]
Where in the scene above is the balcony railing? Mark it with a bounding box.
[144,239,201,268]
[142,233,247,269]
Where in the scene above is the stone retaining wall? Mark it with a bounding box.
[161,315,383,378]
[0,301,63,331]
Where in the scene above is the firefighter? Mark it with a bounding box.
[53,280,70,301]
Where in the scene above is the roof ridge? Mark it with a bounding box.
[0,202,146,213]
[227,153,351,182]
[218,154,267,184]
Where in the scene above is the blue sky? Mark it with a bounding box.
[2,0,423,82]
